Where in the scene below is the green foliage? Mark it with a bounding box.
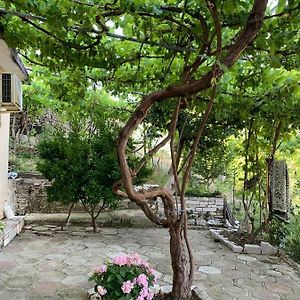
[285,214,300,263]
[36,92,151,220]
[185,187,221,198]
[9,155,39,173]
[89,253,156,300]
[266,214,300,263]
[37,127,120,209]
[267,217,288,247]
[147,169,168,186]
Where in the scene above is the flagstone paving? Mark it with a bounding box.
[0,227,300,299]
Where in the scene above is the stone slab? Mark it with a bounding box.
[198,266,222,275]
[226,241,243,253]
[0,217,24,249]
[244,244,261,255]
[261,242,278,256]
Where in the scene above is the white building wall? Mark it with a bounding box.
[0,113,10,219]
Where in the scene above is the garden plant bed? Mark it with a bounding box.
[210,229,278,255]
[221,230,262,246]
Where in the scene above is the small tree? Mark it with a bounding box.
[38,124,121,232]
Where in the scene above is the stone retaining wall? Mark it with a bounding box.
[8,176,84,215]
[8,175,129,215]
[185,197,224,215]
[8,175,226,221]
[157,196,225,226]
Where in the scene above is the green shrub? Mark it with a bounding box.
[185,186,221,198]
[285,214,300,263]
[267,217,288,248]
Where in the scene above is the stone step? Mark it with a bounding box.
[0,216,25,250]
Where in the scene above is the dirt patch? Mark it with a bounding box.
[221,230,262,247]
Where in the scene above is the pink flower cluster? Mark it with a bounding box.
[113,253,144,266]
[91,253,156,300]
[121,273,154,300]
[92,264,107,274]
[97,285,107,296]
[121,280,134,293]
[113,254,155,299]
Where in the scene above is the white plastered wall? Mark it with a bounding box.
[0,113,10,219]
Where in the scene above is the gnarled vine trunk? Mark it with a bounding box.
[169,226,191,300]
[114,1,268,299]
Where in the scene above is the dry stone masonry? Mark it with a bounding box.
[157,196,225,226]
[7,173,85,215]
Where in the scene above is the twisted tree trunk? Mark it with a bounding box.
[170,225,191,300]
[114,1,268,298]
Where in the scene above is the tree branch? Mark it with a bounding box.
[18,52,46,67]
[170,99,182,196]
[114,2,269,254]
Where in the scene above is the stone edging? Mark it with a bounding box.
[0,216,24,250]
[210,229,278,255]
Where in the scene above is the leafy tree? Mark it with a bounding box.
[37,120,121,233]
[223,65,300,235]
[1,0,299,298]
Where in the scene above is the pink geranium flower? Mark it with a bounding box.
[128,253,143,265]
[113,254,128,266]
[97,285,107,296]
[147,291,154,300]
[137,274,148,287]
[121,280,134,294]
[93,264,107,274]
[139,286,149,298]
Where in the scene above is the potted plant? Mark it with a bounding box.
[89,253,156,300]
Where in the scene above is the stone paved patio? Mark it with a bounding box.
[0,227,300,299]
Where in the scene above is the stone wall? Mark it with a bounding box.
[185,197,225,226]
[7,173,129,215]
[157,196,224,226]
[7,174,85,215]
[8,175,225,222]
[185,197,224,215]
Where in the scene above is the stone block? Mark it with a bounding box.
[188,197,196,201]
[87,288,100,300]
[215,199,224,205]
[195,208,203,212]
[226,241,243,253]
[244,244,261,254]
[210,229,221,241]
[3,232,10,247]
[186,200,196,205]
[203,207,217,212]
[192,287,213,300]
[199,197,208,202]
[261,242,278,255]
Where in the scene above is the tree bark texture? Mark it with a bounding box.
[169,226,191,299]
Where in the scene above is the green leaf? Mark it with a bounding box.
[120,267,127,278]
[270,56,281,68]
